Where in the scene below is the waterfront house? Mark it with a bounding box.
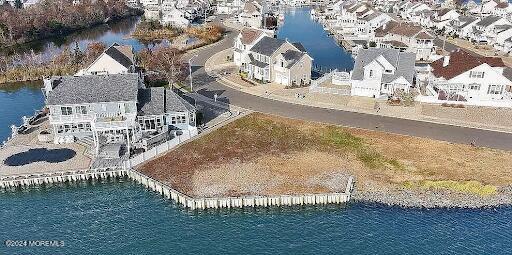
[216,0,243,14]
[452,16,480,39]
[350,48,416,98]
[489,25,512,52]
[431,8,460,30]
[161,8,191,28]
[238,36,313,86]
[43,74,197,155]
[233,27,270,67]
[428,50,512,103]
[470,15,511,43]
[238,1,263,28]
[374,21,435,62]
[77,43,137,76]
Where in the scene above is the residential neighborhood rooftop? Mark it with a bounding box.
[46,74,140,105]
[351,48,416,84]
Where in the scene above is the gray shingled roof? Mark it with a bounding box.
[281,50,305,68]
[476,15,502,27]
[351,48,416,84]
[250,36,286,56]
[292,42,307,52]
[166,89,195,112]
[138,87,165,115]
[248,54,269,68]
[105,43,134,69]
[138,87,195,115]
[46,74,140,105]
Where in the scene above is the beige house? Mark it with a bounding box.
[238,36,313,86]
[77,43,136,76]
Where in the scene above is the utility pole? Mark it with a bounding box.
[188,55,198,92]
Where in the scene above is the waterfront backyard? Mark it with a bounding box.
[138,113,512,207]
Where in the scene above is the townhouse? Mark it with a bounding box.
[471,15,511,43]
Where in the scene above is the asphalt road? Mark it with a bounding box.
[189,21,512,151]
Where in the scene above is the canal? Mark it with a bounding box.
[277,7,354,72]
[1,8,512,255]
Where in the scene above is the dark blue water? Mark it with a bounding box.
[0,82,45,142]
[1,181,511,255]
[277,8,354,72]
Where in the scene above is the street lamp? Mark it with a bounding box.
[188,55,198,92]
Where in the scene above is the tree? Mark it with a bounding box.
[146,47,186,88]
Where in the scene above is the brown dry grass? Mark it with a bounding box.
[138,113,512,197]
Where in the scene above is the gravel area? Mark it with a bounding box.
[352,182,512,209]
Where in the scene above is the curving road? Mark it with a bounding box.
[189,20,512,151]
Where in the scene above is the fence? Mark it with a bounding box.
[310,70,351,96]
[124,129,197,169]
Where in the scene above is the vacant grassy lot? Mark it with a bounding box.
[138,113,512,198]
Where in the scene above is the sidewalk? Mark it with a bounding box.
[206,49,512,134]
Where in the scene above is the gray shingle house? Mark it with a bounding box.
[238,36,313,86]
[43,74,197,155]
[350,48,416,98]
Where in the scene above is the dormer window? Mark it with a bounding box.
[385,69,393,73]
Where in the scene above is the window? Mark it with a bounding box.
[281,61,284,67]
[369,69,374,78]
[75,105,87,114]
[385,69,393,73]
[469,71,485,79]
[469,84,481,90]
[61,107,72,115]
[488,84,503,95]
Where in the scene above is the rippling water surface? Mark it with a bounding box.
[1,181,511,255]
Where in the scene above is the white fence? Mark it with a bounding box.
[310,71,351,96]
[124,129,197,169]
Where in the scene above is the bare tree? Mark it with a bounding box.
[146,47,186,88]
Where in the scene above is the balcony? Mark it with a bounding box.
[49,114,96,124]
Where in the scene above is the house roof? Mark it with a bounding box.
[388,22,426,38]
[104,43,134,69]
[239,27,263,45]
[502,67,512,82]
[351,48,416,84]
[281,50,305,68]
[375,20,398,37]
[382,40,408,48]
[250,36,286,56]
[166,89,195,112]
[137,87,195,115]
[138,87,165,115]
[459,16,478,28]
[243,1,260,13]
[476,15,502,27]
[46,74,140,105]
[430,50,506,80]
[248,53,269,68]
[292,42,307,52]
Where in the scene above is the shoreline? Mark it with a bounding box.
[0,13,143,54]
[352,185,512,209]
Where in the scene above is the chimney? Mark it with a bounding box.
[383,23,386,30]
[443,55,450,67]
